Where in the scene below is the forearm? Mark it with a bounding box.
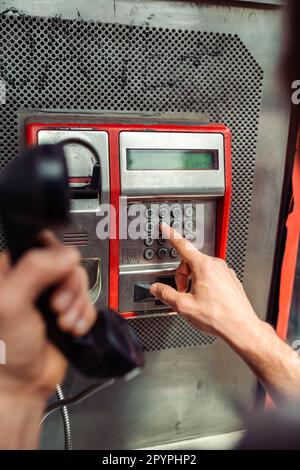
[0,391,46,449]
[221,315,300,406]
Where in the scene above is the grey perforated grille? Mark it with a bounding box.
[128,315,215,352]
[0,13,263,350]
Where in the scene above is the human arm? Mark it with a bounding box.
[150,223,300,406]
[0,231,96,449]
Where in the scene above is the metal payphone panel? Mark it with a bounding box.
[26,121,231,318]
[117,128,230,315]
[29,128,110,311]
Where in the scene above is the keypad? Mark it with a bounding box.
[126,201,197,264]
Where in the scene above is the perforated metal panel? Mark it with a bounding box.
[0,13,263,350]
[129,315,215,351]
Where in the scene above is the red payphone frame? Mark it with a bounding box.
[26,121,231,318]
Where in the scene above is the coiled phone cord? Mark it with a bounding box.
[55,384,72,451]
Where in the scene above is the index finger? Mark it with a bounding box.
[160,222,201,265]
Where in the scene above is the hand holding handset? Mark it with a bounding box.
[0,142,144,378]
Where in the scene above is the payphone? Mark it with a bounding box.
[26,120,231,318]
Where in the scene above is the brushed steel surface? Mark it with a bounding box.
[141,430,245,450]
[81,257,102,305]
[40,342,256,449]
[37,129,110,312]
[1,0,290,450]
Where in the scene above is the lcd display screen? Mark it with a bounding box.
[126,149,218,170]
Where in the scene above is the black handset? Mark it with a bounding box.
[0,143,144,378]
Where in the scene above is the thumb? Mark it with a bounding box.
[150,282,182,312]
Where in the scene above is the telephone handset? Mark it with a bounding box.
[0,142,144,378]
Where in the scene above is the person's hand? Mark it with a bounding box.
[150,223,260,339]
[0,231,96,399]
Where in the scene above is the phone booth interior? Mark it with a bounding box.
[0,0,291,450]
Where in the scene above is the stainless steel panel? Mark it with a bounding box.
[120,131,225,197]
[80,257,101,305]
[37,129,110,311]
[40,341,255,450]
[56,211,108,310]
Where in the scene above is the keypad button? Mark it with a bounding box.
[144,248,155,260]
[159,207,169,219]
[144,238,154,247]
[184,220,193,231]
[158,237,167,245]
[145,221,154,233]
[184,232,195,242]
[146,208,154,218]
[171,220,182,231]
[170,247,178,258]
[184,205,194,218]
[171,206,182,219]
[157,247,168,259]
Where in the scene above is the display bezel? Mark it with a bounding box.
[119,131,225,197]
